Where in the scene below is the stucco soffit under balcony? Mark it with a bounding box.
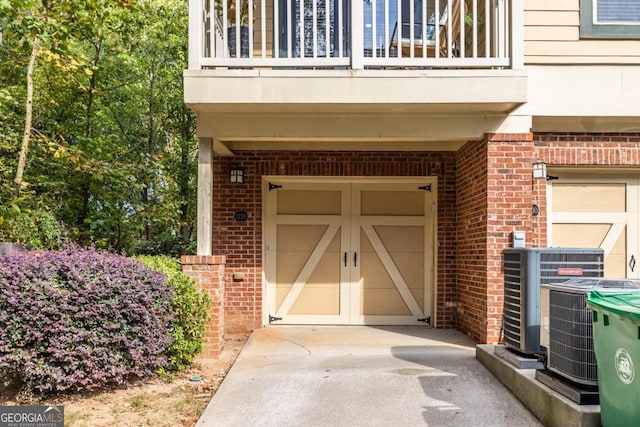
[196,112,532,155]
[183,69,527,115]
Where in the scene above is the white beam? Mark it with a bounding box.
[196,113,532,143]
[197,137,214,255]
[213,139,235,157]
[184,69,527,108]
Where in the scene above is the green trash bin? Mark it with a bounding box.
[586,291,640,427]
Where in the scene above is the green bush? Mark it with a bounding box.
[135,256,210,371]
[131,235,196,257]
[0,203,67,250]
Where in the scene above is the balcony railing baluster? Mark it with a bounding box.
[193,0,517,69]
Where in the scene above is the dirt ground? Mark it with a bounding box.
[0,334,248,427]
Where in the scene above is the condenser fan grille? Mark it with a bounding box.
[547,290,597,384]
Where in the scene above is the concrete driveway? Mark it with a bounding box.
[197,326,541,427]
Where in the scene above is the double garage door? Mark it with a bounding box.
[264,177,437,325]
[548,171,640,278]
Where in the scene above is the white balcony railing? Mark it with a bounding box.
[188,0,522,69]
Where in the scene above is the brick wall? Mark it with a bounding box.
[213,151,458,333]
[456,132,640,344]
[532,132,640,250]
[534,133,640,166]
[456,134,535,344]
[205,133,640,344]
[181,255,226,356]
[455,139,489,343]
[534,132,640,245]
[485,134,535,344]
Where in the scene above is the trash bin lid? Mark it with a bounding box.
[587,291,640,322]
[543,278,640,292]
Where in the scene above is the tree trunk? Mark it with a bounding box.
[179,137,190,238]
[76,40,102,230]
[14,35,40,197]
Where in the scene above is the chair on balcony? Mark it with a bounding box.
[391,0,465,58]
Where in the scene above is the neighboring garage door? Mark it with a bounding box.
[548,171,640,278]
[264,177,437,325]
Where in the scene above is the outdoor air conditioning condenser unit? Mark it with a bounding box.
[502,248,604,356]
[540,278,640,386]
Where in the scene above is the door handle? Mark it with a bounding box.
[630,255,636,272]
[344,252,347,267]
[354,252,357,267]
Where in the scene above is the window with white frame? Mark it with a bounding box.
[580,0,640,38]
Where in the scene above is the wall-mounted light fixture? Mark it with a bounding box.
[532,162,547,180]
[230,166,244,184]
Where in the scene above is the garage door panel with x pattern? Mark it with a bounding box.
[266,178,435,325]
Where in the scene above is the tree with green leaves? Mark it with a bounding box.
[0,0,197,254]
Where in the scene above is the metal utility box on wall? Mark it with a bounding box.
[512,231,525,248]
[502,248,604,356]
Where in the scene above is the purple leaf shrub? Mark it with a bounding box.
[0,248,174,394]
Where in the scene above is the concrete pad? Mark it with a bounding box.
[494,345,544,370]
[197,326,541,426]
[477,344,601,427]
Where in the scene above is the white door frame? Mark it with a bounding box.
[262,176,438,326]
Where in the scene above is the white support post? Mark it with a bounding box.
[510,0,524,69]
[188,0,203,69]
[351,0,364,69]
[197,137,214,256]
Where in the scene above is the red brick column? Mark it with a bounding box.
[456,133,535,344]
[456,139,489,343]
[181,255,226,357]
[485,133,535,344]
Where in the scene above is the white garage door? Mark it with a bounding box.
[548,171,640,278]
[264,177,437,325]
